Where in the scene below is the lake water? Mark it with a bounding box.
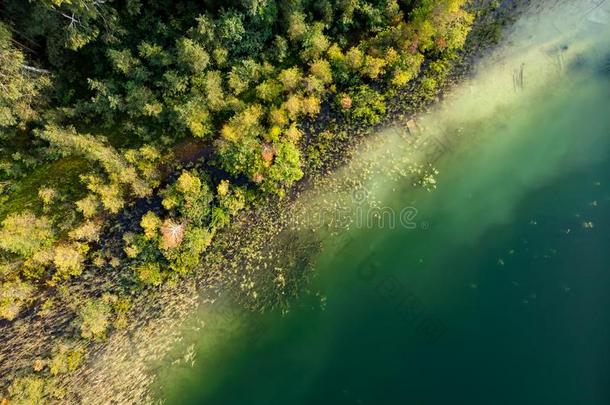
[159,1,610,404]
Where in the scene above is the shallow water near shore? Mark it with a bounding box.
[158,1,610,403]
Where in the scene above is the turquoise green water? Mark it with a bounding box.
[159,1,610,404]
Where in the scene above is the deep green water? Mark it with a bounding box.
[159,1,610,404]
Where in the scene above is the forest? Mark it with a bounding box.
[0,0,476,402]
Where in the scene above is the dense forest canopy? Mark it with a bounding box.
[0,0,475,401]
